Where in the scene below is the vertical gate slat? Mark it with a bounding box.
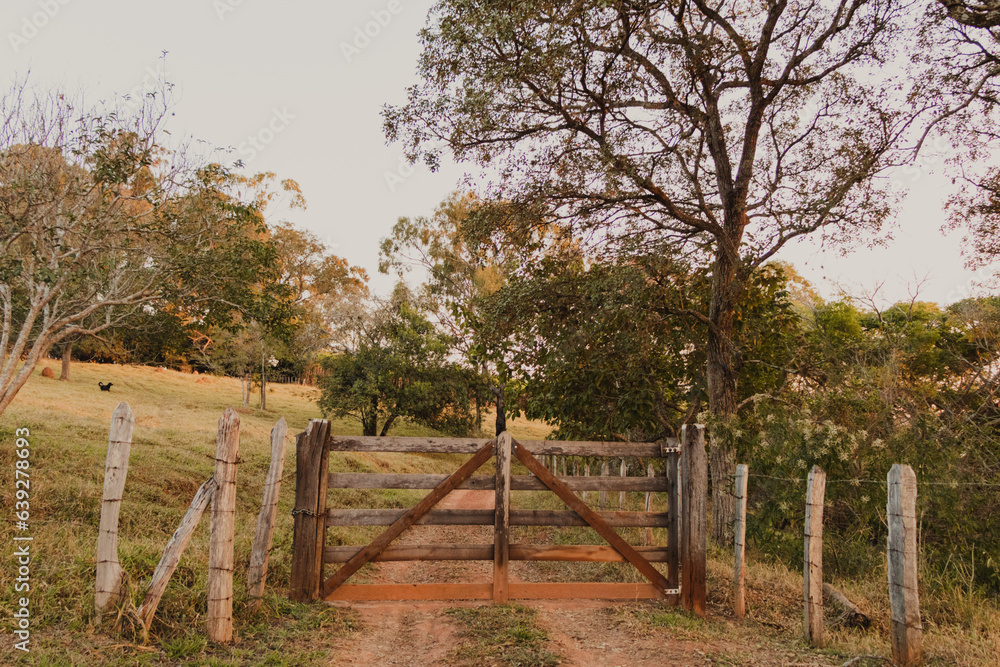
[493,433,512,602]
[667,450,680,592]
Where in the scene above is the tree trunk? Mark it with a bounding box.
[259,346,267,411]
[706,252,740,547]
[379,413,398,437]
[60,341,73,381]
[493,383,506,436]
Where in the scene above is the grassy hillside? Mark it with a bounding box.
[0,360,997,666]
[0,360,547,665]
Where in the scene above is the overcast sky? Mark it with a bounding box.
[3,0,989,306]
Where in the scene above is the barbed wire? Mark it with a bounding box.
[743,473,1000,488]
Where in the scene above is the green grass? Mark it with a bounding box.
[0,360,449,665]
[2,360,998,665]
[444,604,560,667]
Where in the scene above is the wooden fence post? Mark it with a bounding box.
[681,424,707,616]
[207,408,240,643]
[493,431,512,603]
[644,462,654,546]
[583,464,590,502]
[888,464,922,666]
[667,450,680,594]
[733,463,748,621]
[804,465,826,647]
[95,402,134,615]
[599,461,609,509]
[290,419,331,601]
[137,478,216,631]
[619,459,627,509]
[246,418,288,613]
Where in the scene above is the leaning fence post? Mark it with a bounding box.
[207,408,240,643]
[246,418,288,613]
[681,424,707,616]
[137,477,216,632]
[95,402,134,615]
[733,463,748,621]
[290,419,331,601]
[888,464,922,666]
[804,465,826,647]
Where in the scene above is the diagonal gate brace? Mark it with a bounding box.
[512,440,672,596]
[321,438,496,598]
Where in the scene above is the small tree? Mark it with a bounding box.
[318,294,476,436]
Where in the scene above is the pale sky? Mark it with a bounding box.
[3,0,989,307]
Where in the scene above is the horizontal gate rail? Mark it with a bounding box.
[324,544,672,563]
[327,508,671,527]
[325,582,663,602]
[329,435,676,457]
[328,472,670,492]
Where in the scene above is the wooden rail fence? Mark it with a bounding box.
[289,422,708,605]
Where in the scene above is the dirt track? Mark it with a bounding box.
[322,489,838,666]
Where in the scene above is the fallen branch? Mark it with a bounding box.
[824,583,871,630]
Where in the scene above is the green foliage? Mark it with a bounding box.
[720,296,1000,591]
[476,254,799,442]
[318,297,477,436]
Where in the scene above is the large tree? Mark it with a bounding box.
[385,0,921,541]
[0,82,280,416]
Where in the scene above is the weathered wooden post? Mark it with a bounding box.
[95,402,134,614]
[888,464,922,666]
[583,464,590,502]
[644,462,655,546]
[733,463,748,621]
[667,444,680,596]
[493,432,512,603]
[138,478,216,631]
[680,424,707,616]
[246,418,288,613]
[619,458,627,509]
[804,465,826,646]
[207,408,240,643]
[599,460,609,509]
[290,419,331,601]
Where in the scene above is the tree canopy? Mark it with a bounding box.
[385,0,926,540]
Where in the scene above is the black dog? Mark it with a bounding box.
[98,382,113,392]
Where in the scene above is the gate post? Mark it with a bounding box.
[493,432,512,603]
[680,424,707,616]
[290,419,331,601]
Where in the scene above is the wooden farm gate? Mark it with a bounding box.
[289,421,707,605]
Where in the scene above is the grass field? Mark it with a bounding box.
[0,360,997,666]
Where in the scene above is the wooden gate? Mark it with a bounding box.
[289,421,707,607]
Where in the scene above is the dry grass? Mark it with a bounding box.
[0,360,460,666]
[1,362,997,665]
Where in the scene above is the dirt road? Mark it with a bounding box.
[323,489,836,667]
